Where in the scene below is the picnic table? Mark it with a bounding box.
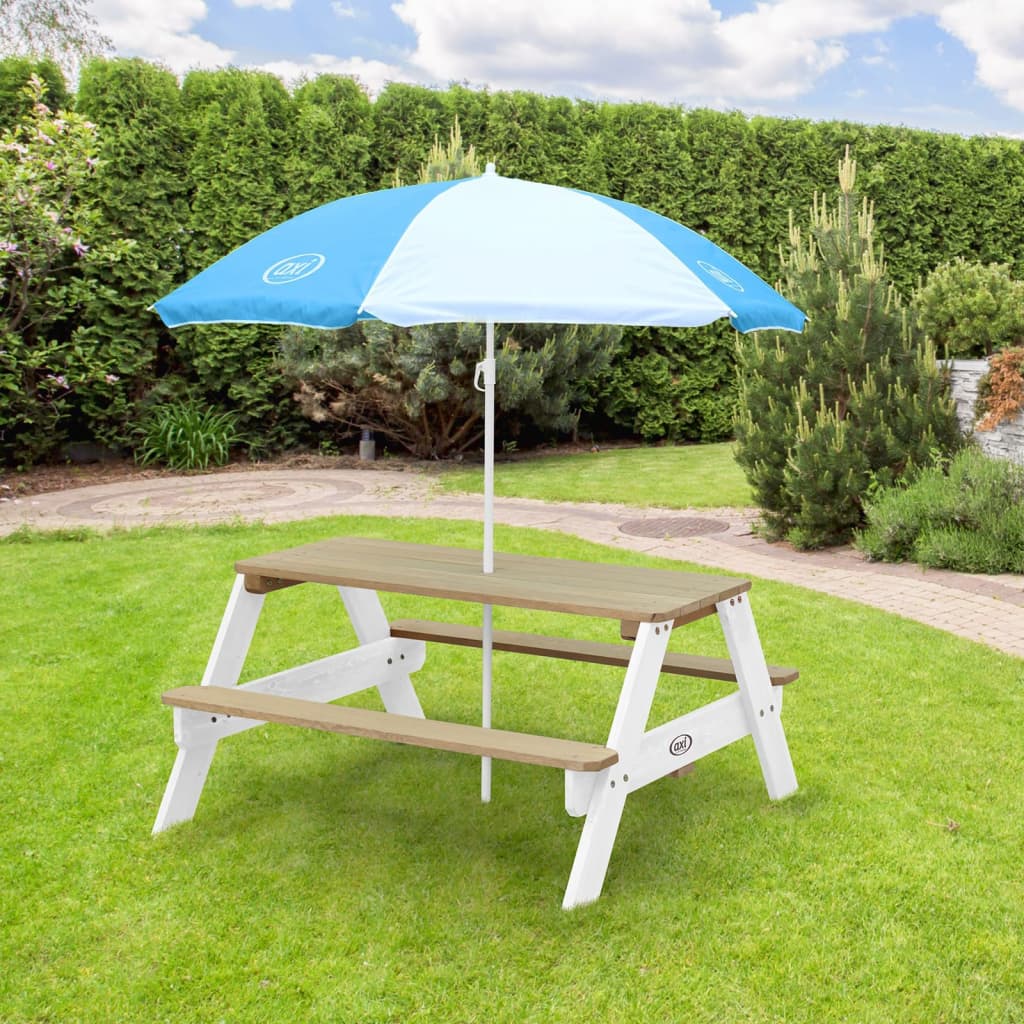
[153,537,799,909]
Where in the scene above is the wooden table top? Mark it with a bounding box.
[236,537,750,622]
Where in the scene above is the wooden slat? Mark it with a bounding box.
[389,619,799,686]
[162,686,619,772]
[236,537,750,623]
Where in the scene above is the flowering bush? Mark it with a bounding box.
[975,347,1024,432]
[0,75,131,465]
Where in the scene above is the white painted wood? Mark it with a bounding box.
[623,692,749,792]
[717,595,797,800]
[562,620,672,909]
[152,745,218,834]
[562,767,626,908]
[565,770,598,817]
[200,574,265,687]
[153,575,265,833]
[171,638,426,746]
[338,585,424,717]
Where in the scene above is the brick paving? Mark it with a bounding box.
[2,467,1021,659]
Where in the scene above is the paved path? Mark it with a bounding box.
[3,466,1022,659]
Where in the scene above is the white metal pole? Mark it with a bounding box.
[481,320,495,802]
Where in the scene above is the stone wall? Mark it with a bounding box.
[947,359,1024,463]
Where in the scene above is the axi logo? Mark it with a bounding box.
[696,260,744,292]
[669,734,693,757]
[262,253,326,285]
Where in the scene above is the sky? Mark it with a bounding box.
[89,0,1024,137]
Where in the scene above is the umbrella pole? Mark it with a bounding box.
[482,321,496,803]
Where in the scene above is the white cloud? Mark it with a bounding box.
[233,0,294,9]
[389,0,947,106]
[937,0,1024,112]
[257,53,411,93]
[92,0,235,74]
[331,2,357,16]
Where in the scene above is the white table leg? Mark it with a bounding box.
[562,620,672,909]
[153,575,264,833]
[717,594,798,800]
[338,586,424,718]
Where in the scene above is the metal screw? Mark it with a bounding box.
[770,704,775,713]
[387,657,393,664]
[623,774,630,783]
[610,780,616,789]
[759,709,765,717]
[211,716,217,723]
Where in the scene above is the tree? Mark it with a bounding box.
[734,148,964,548]
[0,55,68,129]
[0,74,130,464]
[176,68,303,447]
[286,74,373,215]
[281,122,621,457]
[0,0,110,78]
[72,57,190,448]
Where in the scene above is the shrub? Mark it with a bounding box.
[915,258,1024,358]
[0,74,129,466]
[137,401,241,471]
[734,147,964,549]
[975,346,1024,431]
[855,447,1024,573]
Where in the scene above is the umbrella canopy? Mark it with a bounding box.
[153,164,805,335]
[153,164,804,804]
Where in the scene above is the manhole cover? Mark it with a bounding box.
[618,516,730,539]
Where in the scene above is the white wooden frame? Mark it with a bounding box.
[154,577,797,910]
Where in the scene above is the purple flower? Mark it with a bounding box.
[0,241,17,253]
[72,241,89,257]
[105,373,120,384]
[46,161,56,171]
[46,373,68,388]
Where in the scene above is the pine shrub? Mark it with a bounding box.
[734,148,964,548]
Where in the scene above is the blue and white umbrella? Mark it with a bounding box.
[154,163,804,799]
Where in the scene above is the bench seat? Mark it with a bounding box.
[389,619,799,686]
[161,685,618,772]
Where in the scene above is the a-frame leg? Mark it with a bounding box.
[562,620,672,909]
[717,594,797,800]
[338,586,424,718]
[153,575,264,833]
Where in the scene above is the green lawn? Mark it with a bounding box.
[3,516,1023,1023]
[436,442,753,508]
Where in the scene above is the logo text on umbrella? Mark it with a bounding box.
[263,253,326,285]
[697,260,744,292]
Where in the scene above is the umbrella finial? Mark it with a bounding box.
[485,162,496,175]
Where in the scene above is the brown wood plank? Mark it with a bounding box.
[389,619,799,686]
[236,537,750,622]
[162,686,619,771]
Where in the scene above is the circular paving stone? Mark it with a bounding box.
[56,475,365,521]
[618,516,730,539]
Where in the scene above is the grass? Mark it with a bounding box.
[3,515,1023,1023]
[436,442,753,508]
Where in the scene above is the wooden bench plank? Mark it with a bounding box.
[162,686,619,772]
[389,619,799,686]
